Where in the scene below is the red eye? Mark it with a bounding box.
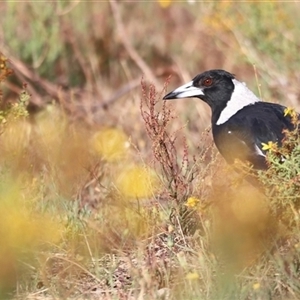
[203,78,213,87]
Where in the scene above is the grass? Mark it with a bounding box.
[1,1,300,299]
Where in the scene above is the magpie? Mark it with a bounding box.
[163,69,298,170]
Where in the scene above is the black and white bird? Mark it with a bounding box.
[163,69,298,170]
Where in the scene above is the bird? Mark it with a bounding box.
[163,69,298,170]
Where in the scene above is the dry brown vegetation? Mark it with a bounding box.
[1,1,300,299]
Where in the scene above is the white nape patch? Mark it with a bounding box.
[171,81,204,98]
[216,79,261,125]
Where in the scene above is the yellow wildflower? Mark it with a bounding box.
[185,196,199,208]
[261,141,277,152]
[252,283,260,290]
[116,165,159,198]
[186,271,199,280]
[158,0,171,8]
[92,128,129,162]
[284,107,297,118]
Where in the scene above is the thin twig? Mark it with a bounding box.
[109,0,161,88]
[100,78,141,109]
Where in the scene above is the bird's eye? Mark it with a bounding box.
[203,78,213,87]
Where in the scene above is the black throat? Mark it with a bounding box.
[203,80,235,125]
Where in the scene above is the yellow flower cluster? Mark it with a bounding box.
[185,196,200,208]
[253,283,260,290]
[284,107,297,118]
[157,0,171,8]
[261,141,277,152]
[92,128,129,162]
[116,165,159,198]
[185,271,199,280]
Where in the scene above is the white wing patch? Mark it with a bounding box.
[216,79,261,125]
[228,130,266,158]
[254,144,266,157]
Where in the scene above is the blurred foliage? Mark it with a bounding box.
[4,3,63,80]
[204,2,300,74]
[0,54,13,84]
[92,128,129,162]
[1,1,300,299]
[1,1,299,110]
[258,113,300,226]
[116,164,159,198]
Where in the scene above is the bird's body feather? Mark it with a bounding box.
[163,69,298,170]
[213,102,294,169]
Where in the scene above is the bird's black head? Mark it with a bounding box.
[163,69,235,114]
[163,69,261,125]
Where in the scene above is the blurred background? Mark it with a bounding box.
[2,1,300,133]
[1,1,300,299]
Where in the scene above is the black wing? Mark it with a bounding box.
[212,102,296,170]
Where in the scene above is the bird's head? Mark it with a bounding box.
[163,69,260,125]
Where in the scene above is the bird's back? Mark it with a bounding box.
[212,102,296,169]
